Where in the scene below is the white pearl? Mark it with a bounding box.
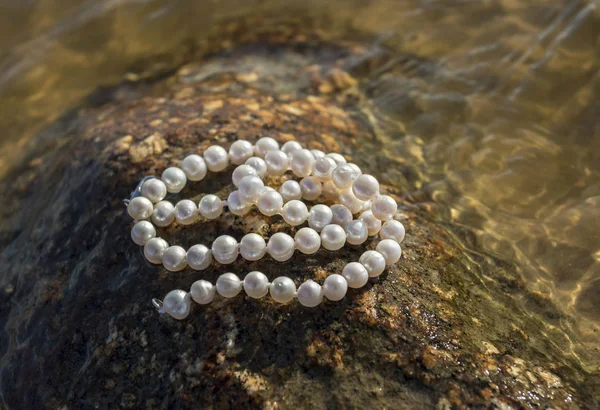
[281,200,309,226]
[181,154,208,181]
[162,290,191,320]
[245,157,268,178]
[190,280,216,304]
[267,232,295,262]
[257,190,284,216]
[232,164,259,187]
[338,190,364,214]
[203,145,229,172]
[216,273,242,298]
[127,196,153,220]
[359,210,382,236]
[312,157,337,181]
[238,175,264,204]
[322,181,340,201]
[211,235,239,264]
[320,224,346,251]
[265,150,290,176]
[300,176,322,201]
[141,178,167,203]
[376,239,402,265]
[152,200,175,227]
[186,244,212,270]
[240,233,267,261]
[281,140,303,156]
[174,199,198,225]
[131,220,156,245]
[308,204,333,232]
[380,220,406,243]
[228,140,254,165]
[270,276,296,303]
[243,271,270,299]
[348,163,362,176]
[352,174,380,201]
[144,237,168,264]
[331,164,360,190]
[162,246,187,272]
[330,204,353,227]
[342,262,369,288]
[290,149,316,177]
[371,195,397,221]
[161,167,187,193]
[297,280,323,307]
[345,220,368,245]
[254,137,280,158]
[279,180,302,202]
[294,227,321,254]
[325,152,347,165]
[310,149,326,160]
[359,250,386,277]
[199,194,223,219]
[227,191,252,216]
[323,274,348,301]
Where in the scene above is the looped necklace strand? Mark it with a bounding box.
[126,138,405,320]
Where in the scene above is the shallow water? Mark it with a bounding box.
[0,0,598,373]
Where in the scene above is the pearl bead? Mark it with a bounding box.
[331,164,360,190]
[211,235,239,264]
[270,276,296,303]
[359,210,382,236]
[330,204,353,227]
[232,164,258,187]
[161,167,187,193]
[297,280,323,307]
[144,237,168,264]
[254,137,280,158]
[228,140,254,165]
[359,250,386,277]
[300,176,322,201]
[243,271,270,299]
[310,149,326,160]
[348,163,362,176]
[281,140,303,156]
[376,239,402,265]
[323,274,348,301]
[141,178,167,203]
[174,199,198,225]
[322,181,340,201]
[320,224,346,251]
[240,233,267,261]
[267,232,295,262]
[152,200,175,227]
[238,175,264,204]
[281,200,309,226]
[181,154,207,181]
[227,191,252,216]
[257,190,284,216]
[162,246,187,272]
[352,174,379,201]
[162,290,191,320]
[186,244,212,270]
[290,149,316,177]
[131,221,156,245]
[279,180,302,202]
[265,150,290,176]
[294,227,321,255]
[245,157,268,178]
[127,196,153,220]
[371,195,397,221]
[312,157,337,181]
[345,220,368,245]
[308,204,333,232]
[380,220,405,243]
[199,194,223,219]
[203,145,229,172]
[190,280,215,304]
[342,262,369,288]
[325,152,347,165]
[216,273,242,298]
[338,190,364,214]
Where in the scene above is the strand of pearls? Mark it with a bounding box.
[126,138,405,319]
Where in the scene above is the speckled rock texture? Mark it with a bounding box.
[0,26,597,409]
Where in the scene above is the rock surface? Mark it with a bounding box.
[0,26,597,409]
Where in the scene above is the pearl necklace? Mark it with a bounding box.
[126,138,405,320]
